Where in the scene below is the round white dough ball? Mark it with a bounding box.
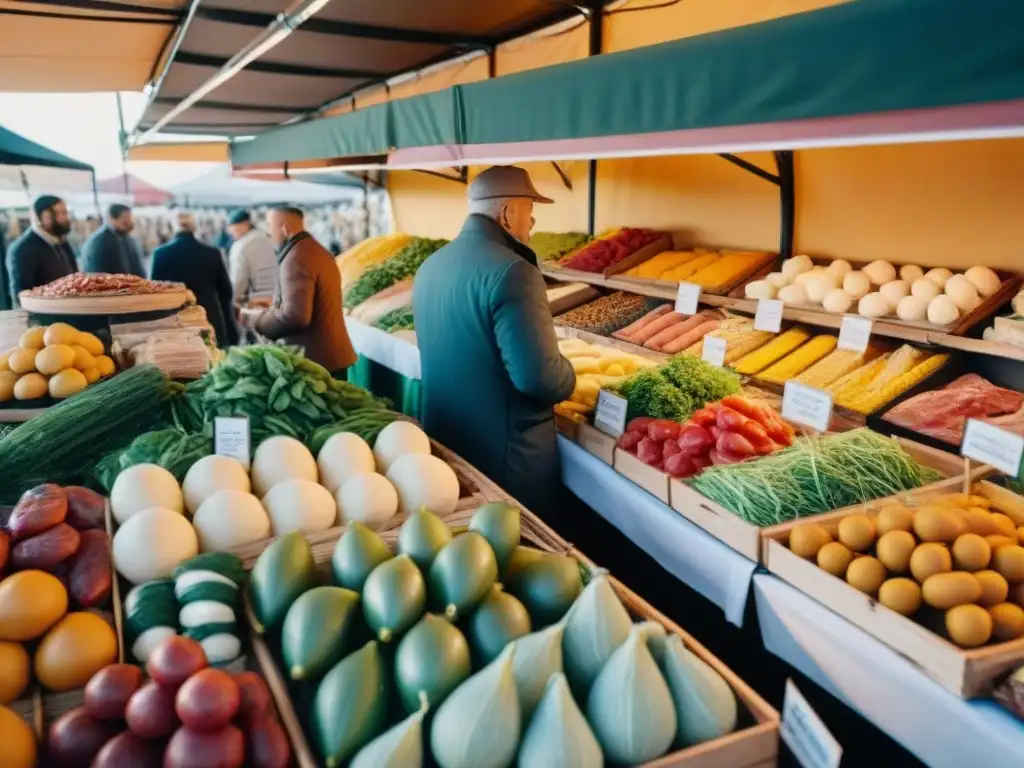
[857,292,892,319]
[781,254,813,279]
[385,453,460,517]
[336,473,399,528]
[899,264,924,283]
[193,490,271,552]
[252,436,317,498]
[373,421,431,473]
[896,295,928,321]
[113,507,198,584]
[182,455,251,515]
[263,479,338,536]
[927,294,960,325]
[822,289,853,314]
[764,272,790,288]
[805,275,836,304]
[944,274,981,312]
[965,266,1001,297]
[863,260,897,286]
[911,278,941,302]
[794,266,827,286]
[878,280,910,306]
[924,267,953,289]
[317,432,376,494]
[842,271,871,300]
[111,463,184,524]
[744,280,776,300]
[777,284,808,305]
[826,260,853,280]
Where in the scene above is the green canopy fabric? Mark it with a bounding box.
[231,0,1024,168]
[0,125,93,171]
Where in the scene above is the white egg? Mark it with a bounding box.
[781,254,814,279]
[896,295,928,322]
[878,280,910,306]
[899,264,924,283]
[744,280,776,300]
[842,271,871,300]
[805,275,836,304]
[964,266,1001,297]
[777,284,808,305]
[822,289,853,314]
[944,274,981,312]
[863,260,897,286]
[764,272,790,288]
[858,292,892,319]
[927,294,960,325]
[924,267,953,289]
[910,278,941,302]
[826,260,853,279]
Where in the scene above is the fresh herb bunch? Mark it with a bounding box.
[374,306,415,333]
[343,238,447,309]
[611,356,740,422]
[529,231,592,262]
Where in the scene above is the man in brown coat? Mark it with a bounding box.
[240,206,355,373]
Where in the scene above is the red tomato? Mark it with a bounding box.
[677,424,714,455]
[664,452,697,478]
[717,431,756,457]
[691,453,712,471]
[626,417,655,433]
[734,419,768,444]
[637,438,664,466]
[663,441,682,458]
[716,406,750,432]
[708,425,723,440]
[689,407,719,428]
[616,431,643,451]
[648,420,681,441]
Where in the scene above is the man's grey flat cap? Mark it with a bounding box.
[468,165,554,204]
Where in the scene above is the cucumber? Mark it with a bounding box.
[397,509,452,572]
[469,502,521,571]
[282,586,361,681]
[427,532,498,621]
[248,532,317,634]
[331,523,393,593]
[468,585,532,665]
[394,615,471,714]
[361,555,426,643]
[506,551,583,627]
[314,641,387,766]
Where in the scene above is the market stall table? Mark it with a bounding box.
[753,573,1024,768]
[559,435,756,626]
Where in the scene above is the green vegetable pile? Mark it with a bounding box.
[170,345,392,445]
[344,238,447,309]
[529,231,592,262]
[689,428,942,526]
[95,427,212,492]
[308,410,413,455]
[374,306,415,333]
[611,356,740,422]
[0,365,174,503]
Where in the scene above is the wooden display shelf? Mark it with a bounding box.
[614,447,670,503]
[668,438,984,561]
[759,476,1024,699]
[555,324,669,362]
[19,290,188,316]
[251,510,779,768]
[616,249,777,298]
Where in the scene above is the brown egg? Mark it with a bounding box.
[789,523,833,560]
[909,542,952,583]
[988,603,1024,642]
[976,570,1010,607]
[876,531,916,574]
[922,572,983,609]
[992,545,1024,583]
[846,556,887,596]
[913,505,966,543]
[876,504,914,535]
[991,513,1018,539]
[946,604,993,648]
[817,542,855,578]
[838,514,876,553]
[878,578,922,617]
[951,533,991,572]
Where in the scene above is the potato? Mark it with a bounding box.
[951,533,991,572]
[837,514,875,552]
[877,531,916,574]
[817,542,854,577]
[993,545,1024,582]
[989,603,1024,642]
[913,505,965,543]
[976,570,1010,607]
[910,543,952,583]
[922,572,983,609]
[946,604,992,648]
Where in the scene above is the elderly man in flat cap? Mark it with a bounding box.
[413,166,575,517]
[3,195,77,308]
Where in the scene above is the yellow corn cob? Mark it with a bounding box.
[866,344,925,393]
[724,330,775,364]
[626,250,696,277]
[732,326,812,375]
[758,335,839,384]
[830,355,892,402]
[689,251,772,292]
[841,353,951,414]
[664,253,721,281]
[793,347,869,388]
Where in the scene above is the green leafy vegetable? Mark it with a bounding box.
[344,238,447,309]
[529,232,592,262]
[95,427,213,492]
[611,357,740,422]
[688,428,942,526]
[374,307,415,333]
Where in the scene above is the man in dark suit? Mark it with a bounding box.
[150,212,237,347]
[3,195,77,308]
[80,204,145,276]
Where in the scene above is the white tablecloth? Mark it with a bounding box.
[559,436,756,625]
[346,318,421,380]
[754,573,1024,768]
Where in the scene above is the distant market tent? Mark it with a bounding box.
[96,173,173,207]
[169,165,363,208]
[0,124,96,198]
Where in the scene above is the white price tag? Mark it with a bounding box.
[702,336,727,367]
[754,298,784,333]
[962,419,1024,477]
[675,282,701,315]
[593,390,628,438]
[214,416,251,470]
[780,680,842,768]
[837,314,872,352]
[782,381,833,433]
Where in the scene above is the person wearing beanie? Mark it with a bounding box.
[150,212,238,347]
[80,203,146,277]
[2,195,77,308]
[412,166,575,517]
[225,209,277,308]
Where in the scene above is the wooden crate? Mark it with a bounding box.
[669,437,985,561]
[616,248,777,298]
[572,421,616,465]
[760,476,1024,698]
[250,509,778,768]
[603,233,674,277]
[615,448,670,503]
